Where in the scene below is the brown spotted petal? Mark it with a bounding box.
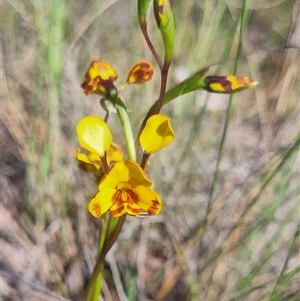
[127,61,154,84]
[204,76,258,94]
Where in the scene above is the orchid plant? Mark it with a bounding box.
[76,1,257,300]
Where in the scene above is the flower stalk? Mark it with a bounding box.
[85,215,126,301]
[114,97,136,161]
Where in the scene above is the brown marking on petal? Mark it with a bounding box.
[81,76,101,95]
[126,189,139,203]
[128,62,153,84]
[227,76,243,90]
[242,77,255,85]
[226,76,257,91]
[110,205,125,216]
[81,81,88,89]
[112,190,123,205]
[90,75,100,86]
[91,203,102,217]
[147,199,161,215]
[126,196,136,206]
[235,76,252,86]
[132,69,146,82]
[157,6,163,15]
[218,78,232,92]
[126,204,142,215]
[82,84,94,96]
[236,77,245,85]
[157,0,164,13]
[113,188,136,206]
[205,76,233,92]
[110,186,143,216]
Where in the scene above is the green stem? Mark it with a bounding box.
[114,97,136,161]
[98,212,108,256]
[105,215,119,239]
[89,212,108,301]
[85,215,126,301]
[90,268,104,301]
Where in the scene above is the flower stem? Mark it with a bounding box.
[100,154,110,174]
[140,153,150,169]
[114,97,136,161]
[105,215,119,239]
[88,212,108,301]
[85,215,126,301]
[98,212,108,256]
[89,268,104,301]
[155,61,170,114]
[140,23,163,70]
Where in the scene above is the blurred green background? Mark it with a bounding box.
[1,0,299,300]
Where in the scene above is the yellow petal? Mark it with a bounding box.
[109,203,126,217]
[109,201,142,217]
[227,76,258,91]
[140,114,175,155]
[87,152,102,168]
[107,143,124,163]
[76,149,102,169]
[125,202,143,216]
[76,149,92,164]
[87,61,117,81]
[76,116,112,157]
[88,189,115,218]
[77,144,122,168]
[99,160,152,190]
[132,186,162,215]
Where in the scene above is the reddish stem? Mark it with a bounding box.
[140,22,163,70]
[100,153,110,174]
[155,61,170,114]
[140,152,150,169]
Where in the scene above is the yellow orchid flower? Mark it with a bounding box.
[81,61,118,97]
[88,160,162,217]
[140,114,175,155]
